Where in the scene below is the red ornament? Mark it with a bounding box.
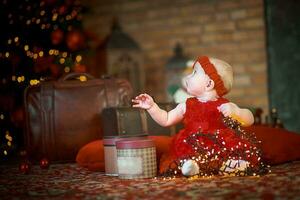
[40,158,50,169]
[58,6,66,15]
[65,0,74,6]
[45,0,57,5]
[66,30,85,51]
[11,107,24,128]
[51,29,64,45]
[34,56,54,73]
[11,55,21,67]
[19,161,31,174]
[74,63,87,73]
[49,64,61,78]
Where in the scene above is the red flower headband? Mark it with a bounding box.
[193,56,228,97]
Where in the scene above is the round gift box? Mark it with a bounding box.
[103,136,147,176]
[116,139,157,179]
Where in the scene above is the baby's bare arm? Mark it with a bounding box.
[147,103,185,127]
[132,93,185,127]
[218,102,254,126]
[234,108,254,126]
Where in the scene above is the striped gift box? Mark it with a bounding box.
[116,139,157,179]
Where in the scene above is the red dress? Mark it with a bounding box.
[160,97,265,176]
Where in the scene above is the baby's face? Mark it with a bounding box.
[184,62,211,97]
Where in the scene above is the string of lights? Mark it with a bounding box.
[159,117,270,180]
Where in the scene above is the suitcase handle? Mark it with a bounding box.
[59,72,95,81]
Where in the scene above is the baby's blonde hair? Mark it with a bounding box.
[209,57,233,93]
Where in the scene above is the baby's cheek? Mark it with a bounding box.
[181,77,187,88]
[191,79,204,90]
[187,81,196,92]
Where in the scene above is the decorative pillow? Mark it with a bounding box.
[245,125,300,165]
[76,126,300,171]
[148,136,173,162]
[76,140,105,172]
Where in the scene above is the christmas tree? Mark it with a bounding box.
[0,0,89,161]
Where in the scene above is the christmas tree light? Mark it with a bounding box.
[0,0,90,160]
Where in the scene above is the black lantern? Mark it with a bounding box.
[95,20,145,94]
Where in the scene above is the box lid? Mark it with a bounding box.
[116,139,154,149]
[103,136,147,146]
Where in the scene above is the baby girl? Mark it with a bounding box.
[132,56,266,177]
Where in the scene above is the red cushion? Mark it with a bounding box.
[76,140,105,172]
[148,136,173,161]
[245,125,300,165]
[76,127,300,171]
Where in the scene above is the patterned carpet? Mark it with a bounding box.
[1,161,300,200]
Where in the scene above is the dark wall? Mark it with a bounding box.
[265,0,300,132]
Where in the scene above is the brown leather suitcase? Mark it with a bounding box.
[102,103,183,138]
[24,73,133,162]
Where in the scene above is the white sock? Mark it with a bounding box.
[181,160,200,176]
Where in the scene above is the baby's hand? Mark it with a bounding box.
[132,93,155,110]
[218,102,239,117]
